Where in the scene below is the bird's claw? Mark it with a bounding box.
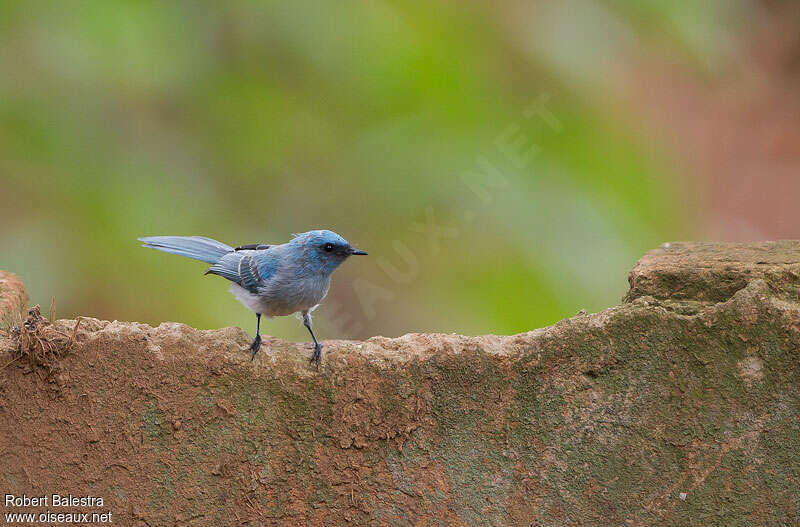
[247,334,262,361]
[309,343,323,368]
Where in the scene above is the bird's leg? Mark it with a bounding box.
[248,313,262,360]
[303,311,322,368]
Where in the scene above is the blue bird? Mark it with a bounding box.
[138,230,367,365]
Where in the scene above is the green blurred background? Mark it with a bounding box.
[2,1,797,341]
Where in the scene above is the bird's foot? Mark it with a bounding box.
[309,343,323,368]
[247,334,262,361]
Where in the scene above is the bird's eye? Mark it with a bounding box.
[323,243,334,252]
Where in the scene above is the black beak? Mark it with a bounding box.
[349,248,368,256]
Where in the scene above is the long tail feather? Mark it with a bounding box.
[139,236,233,264]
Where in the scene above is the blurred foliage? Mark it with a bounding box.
[0,1,746,340]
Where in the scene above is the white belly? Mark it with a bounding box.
[229,282,327,317]
[230,284,271,314]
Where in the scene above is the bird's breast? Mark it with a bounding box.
[255,273,330,316]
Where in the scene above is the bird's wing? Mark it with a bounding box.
[253,250,279,289]
[204,252,242,283]
[238,254,263,292]
[204,249,279,293]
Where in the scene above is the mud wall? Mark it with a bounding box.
[1,242,799,526]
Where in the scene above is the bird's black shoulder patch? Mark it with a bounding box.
[235,243,271,251]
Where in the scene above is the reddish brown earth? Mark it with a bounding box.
[1,243,800,526]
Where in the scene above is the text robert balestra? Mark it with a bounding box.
[5,494,105,507]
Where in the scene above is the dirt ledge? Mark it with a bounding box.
[625,240,800,303]
[1,244,800,526]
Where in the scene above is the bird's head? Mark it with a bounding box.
[291,230,367,274]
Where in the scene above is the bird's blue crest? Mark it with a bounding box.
[290,230,349,248]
